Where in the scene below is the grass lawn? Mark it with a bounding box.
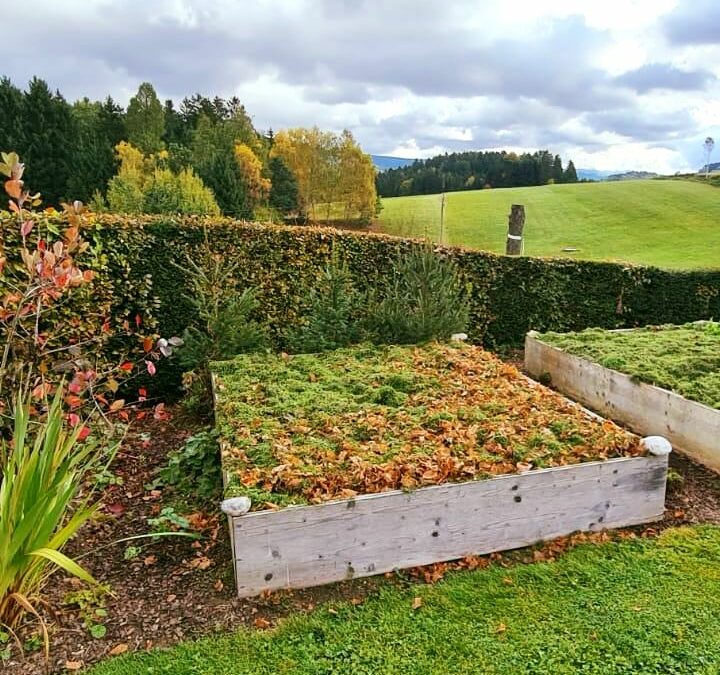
[377,179,720,269]
[212,343,640,508]
[539,322,720,409]
[89,525,720,674]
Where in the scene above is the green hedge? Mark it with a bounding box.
[8,213,718,394]
[123,219,720,340]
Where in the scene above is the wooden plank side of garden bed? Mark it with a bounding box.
[524,332,720,472]
[231,454,667,597]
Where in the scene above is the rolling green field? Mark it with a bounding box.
[377,180,720,269]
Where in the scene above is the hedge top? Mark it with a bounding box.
[211,342,643,508]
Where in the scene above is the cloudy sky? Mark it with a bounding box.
[4,0,720,172]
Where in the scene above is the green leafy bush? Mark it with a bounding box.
[158,429,222,501]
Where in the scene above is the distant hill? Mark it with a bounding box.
[576,168,615,181]
[371,155,415,171]
[376,179,720,270]
[606,171,659,181]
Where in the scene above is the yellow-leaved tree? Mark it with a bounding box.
[271,127,376,224]
[234,143,271,203]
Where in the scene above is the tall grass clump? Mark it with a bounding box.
[0,391,113,646]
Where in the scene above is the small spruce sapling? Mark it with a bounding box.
[287,255,363,353]
[365,243,471,345]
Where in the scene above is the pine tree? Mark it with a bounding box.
[190,114,255,218]
[21,77,75,205]
[0,78,25,154]
[552,154,564,183]
[67,98,124,202]
[268,156,299,215]
[126,82,165,154]
[564,160,578,183]
[162,99,186,146]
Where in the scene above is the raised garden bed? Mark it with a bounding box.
[212,343,669,597]
[525,323,720,471]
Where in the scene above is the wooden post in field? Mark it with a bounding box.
[506,204,525,255]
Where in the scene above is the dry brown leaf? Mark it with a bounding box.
[143,555,157,566]
[109,643,129,656]
[412,596,423,610]
[494,622,507,634]
[188,556,212,570]
[253,617,271,629]
[65,661,83,670]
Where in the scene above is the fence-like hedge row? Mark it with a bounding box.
[5,213,719,393]
[124,219,720,340]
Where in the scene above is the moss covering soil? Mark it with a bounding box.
[539,322,720,409]
[211,342,642,510]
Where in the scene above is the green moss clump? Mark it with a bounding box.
[540,322,720,408]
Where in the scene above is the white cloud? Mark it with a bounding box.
[0,0,717,171]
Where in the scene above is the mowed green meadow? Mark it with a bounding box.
[377,179,720,269]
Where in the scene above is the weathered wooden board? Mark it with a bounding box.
[231,454,667,597]
[525,332,720,472]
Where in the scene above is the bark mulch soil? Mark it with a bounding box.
[5,398,720,673]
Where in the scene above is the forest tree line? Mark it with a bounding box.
[376,150,579,198]
[0,77,377,223]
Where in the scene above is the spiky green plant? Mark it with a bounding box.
[0,389,113,649]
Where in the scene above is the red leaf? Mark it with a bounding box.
[135,314,142,328]
[67,413,81,427]
[119,361,133,372]
[106,502,126,516]
[143,336,153,353]
[138,388,147,397]
[145,360,156,376]
[78,426,91,441]
[65,394,82,409]
[20,219,33,237]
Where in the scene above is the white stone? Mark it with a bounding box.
[641,436,673,456]
[451,333,468,342]
[221,496,252,516]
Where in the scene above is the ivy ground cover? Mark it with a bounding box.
[539,322,720,409]
[212,342,642,509]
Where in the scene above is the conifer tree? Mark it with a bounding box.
[126,82,165,154]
